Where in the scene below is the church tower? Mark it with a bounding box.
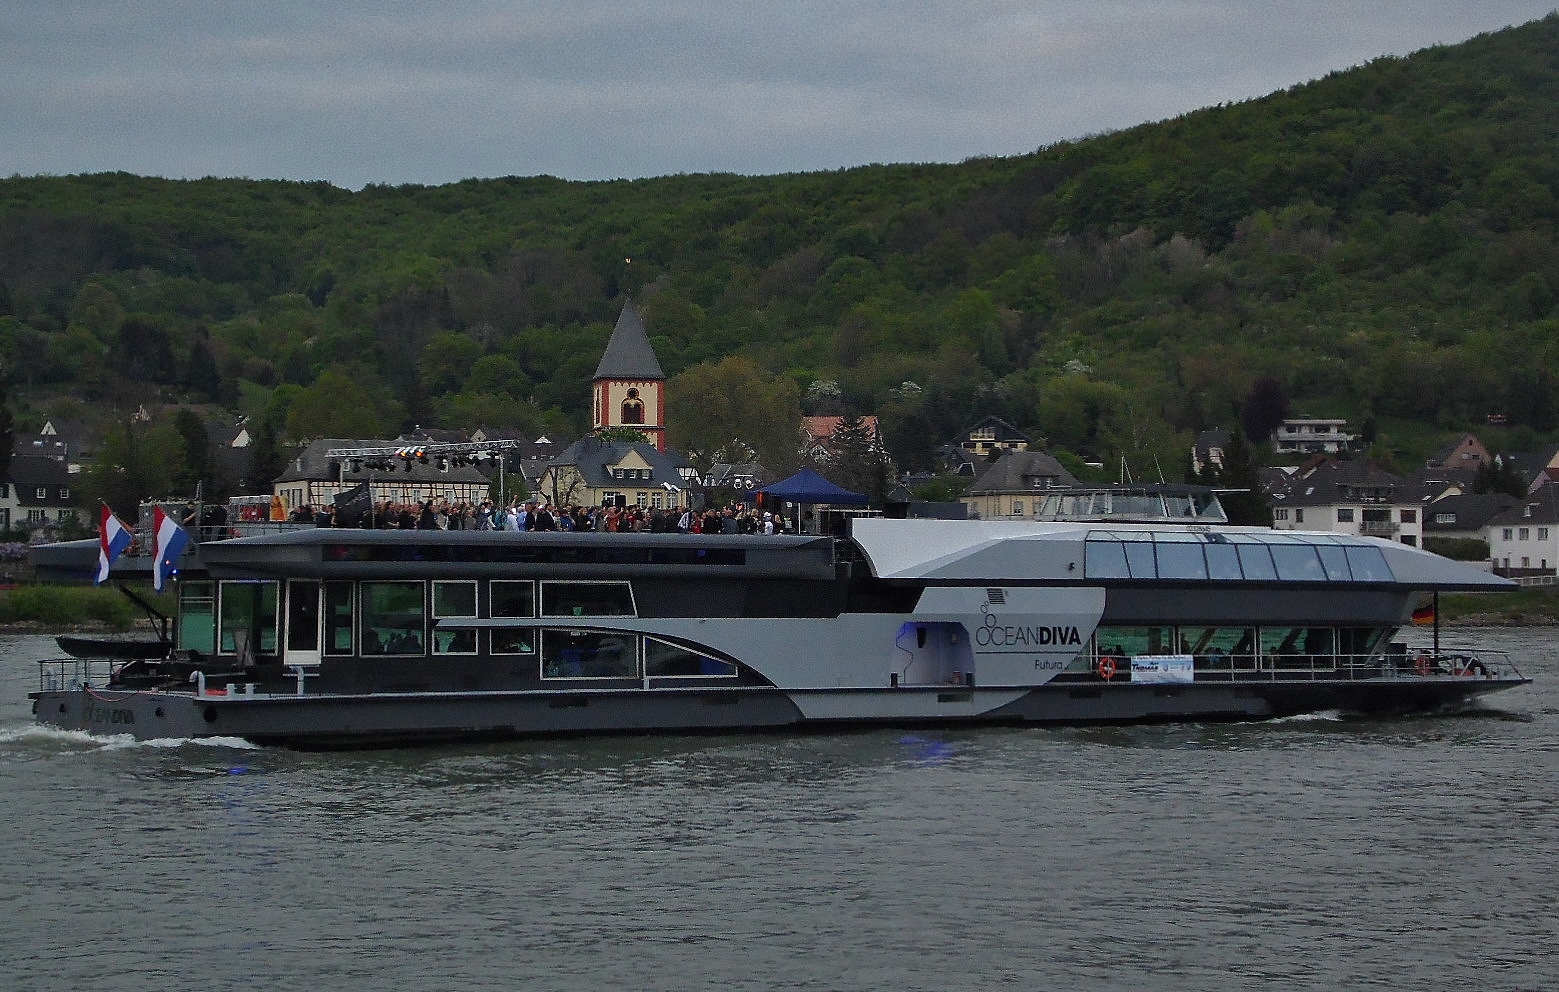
[591,299,667,451]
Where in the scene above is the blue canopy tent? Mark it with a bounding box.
[750,469,870,534]
[759,468,870,506]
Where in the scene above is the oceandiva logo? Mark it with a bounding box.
[974,591,1082,650]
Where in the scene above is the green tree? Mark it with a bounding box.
[171,408,212,496]
[1207,428,1271,527]
[822,414,894,504]
[419,331,485,396]
[667,356,803,476]
[80,419,184,522]
[1473,455,1527,498]
[285,367,392,440]
[245,418,286,494]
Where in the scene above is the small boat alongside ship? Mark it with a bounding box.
[31,487,1530,748]
[53,584,173,661]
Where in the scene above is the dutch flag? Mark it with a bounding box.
[152,505,192,592]
[96,504,133,585]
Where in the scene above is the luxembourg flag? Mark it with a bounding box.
[96,504,134,585]
[152,505,192,591]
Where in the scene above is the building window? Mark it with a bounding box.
[490,580,535,655]
[1520,528,1531,541]
[1541,528,1551,541]
[1011,500,1024,515]
[1503,528,1514,541]
[360,581,425,655]
[1435,513,1456,524]
[621,387,645,425]
[1400,509,1416,523]
[1336,508,1354,523]
[1295,509,1304,523]
[431,580,477,654]
[60,487,70,499]
[35,487,47,499]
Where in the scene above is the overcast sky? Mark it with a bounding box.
[3,2,1554,188]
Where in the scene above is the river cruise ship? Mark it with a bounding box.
[33,488,1528,748]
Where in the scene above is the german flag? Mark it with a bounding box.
[1411,605,1436,626]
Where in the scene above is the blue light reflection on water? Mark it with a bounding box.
[2,631,1557,992]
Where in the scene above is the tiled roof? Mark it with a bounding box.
[593,300,664,380]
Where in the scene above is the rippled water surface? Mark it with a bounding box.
[2,630,1556,992]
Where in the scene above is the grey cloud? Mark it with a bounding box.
[1,1,1553,186]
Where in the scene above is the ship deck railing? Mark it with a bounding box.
[38,648,1524,698]
[1157,648,1523,683]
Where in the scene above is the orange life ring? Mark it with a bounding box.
[1414,654,1432,676]
[1097,657,1118,681]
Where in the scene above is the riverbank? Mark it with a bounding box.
[1440,588,1559,625]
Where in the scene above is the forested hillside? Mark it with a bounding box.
[3,14,1558,486]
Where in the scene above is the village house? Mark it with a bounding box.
[1270,417,1356,456]
[1421,492,1523,545]
[270,437,494,514]
[1486,486,1559,577]
[536,436,696,510]
[954,416,1030,459]
[961,449,1078,520]
[1266,456,1423,545]
[2,454,80,530]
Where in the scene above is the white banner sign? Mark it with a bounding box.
[1130,654,1194,684]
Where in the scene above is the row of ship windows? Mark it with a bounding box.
[1083,538,1394,582]
[173,579,747,680]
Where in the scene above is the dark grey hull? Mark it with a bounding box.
[32,675,1527,750]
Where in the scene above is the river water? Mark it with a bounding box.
[1,630,1556,992]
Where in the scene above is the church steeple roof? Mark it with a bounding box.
[593,299,664,380]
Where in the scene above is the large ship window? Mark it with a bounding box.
[1177,626,1257,671]
[1344,546,1392,582]
[490,580,536,655]
[432,580,477,655]
[1204,542,1242,580]
[1085,540,1129,578]
[645,637,737,678]
[177,580,216,655]
[1316,545,1352,581]
[540,581,636,617]
[1337,627,1387,665]
[1261,626,1335,665]
[1094,625,1178,660]
[219,580,278,659]
[1123,541,1157,578]
[1268,544,1327,581]
[1153,537,1207,579]
[1234,542,1278,581]
[324,581,354,655]
[361,581,425,655]
[541,630,637,679]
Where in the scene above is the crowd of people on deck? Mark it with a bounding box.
[284,497,798,535]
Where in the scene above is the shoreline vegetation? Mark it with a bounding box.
[1,585,1557,634]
